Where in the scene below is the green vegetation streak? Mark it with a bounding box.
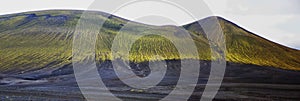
[0,10,299,72]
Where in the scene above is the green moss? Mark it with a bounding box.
[0,10,299,72]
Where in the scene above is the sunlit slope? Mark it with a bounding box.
[184,17,300,70]
[0,10,299,72]
[221,18,300,70]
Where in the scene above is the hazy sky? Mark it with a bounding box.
[0,0,299,49]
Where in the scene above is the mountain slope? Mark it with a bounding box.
[0,10,299,73]
[184,17,300,70]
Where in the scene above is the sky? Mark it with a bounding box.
[0,0,299,50]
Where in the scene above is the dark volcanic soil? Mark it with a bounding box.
[0,60,300,101]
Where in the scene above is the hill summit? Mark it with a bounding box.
[0,10,299,72]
